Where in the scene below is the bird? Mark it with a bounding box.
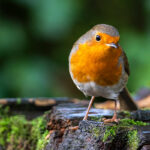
[69,24,138,123]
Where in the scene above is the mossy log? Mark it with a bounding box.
[45,102,150,150]
[1,97,150,150]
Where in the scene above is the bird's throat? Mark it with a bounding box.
[70,43,123,86]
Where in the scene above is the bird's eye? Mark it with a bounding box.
[96,35,101,41]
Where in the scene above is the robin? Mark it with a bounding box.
[69,24,138,123]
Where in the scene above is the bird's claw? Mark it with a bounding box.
[102,117,120,124]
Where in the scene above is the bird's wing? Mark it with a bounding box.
[122,51,130,76]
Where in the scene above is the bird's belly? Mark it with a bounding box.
[72,71,128,99]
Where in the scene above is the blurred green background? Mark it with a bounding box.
[0,0,150,98]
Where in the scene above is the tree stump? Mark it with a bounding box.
[45,102,150,150]
[1,97,150,149]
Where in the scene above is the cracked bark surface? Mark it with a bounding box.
[45,102,150,150]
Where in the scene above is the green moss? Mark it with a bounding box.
[30,116,49,150]
[92,127,101,137]
[36,130,49,150]
[0,105,9,118]
[103,125,118,142]
[90,116,102,122]
[0,115,29,148]
[120,110,131,118]
[119,118,149,126]
[103,118,148,142]
[0,106,49,150]
[127,130,139,150]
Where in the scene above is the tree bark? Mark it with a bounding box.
[45,102,150,150]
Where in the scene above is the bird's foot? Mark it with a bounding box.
[69,126,79,131]
[102,111,120,124]
[102,112,120,124]
[102,117,120,124]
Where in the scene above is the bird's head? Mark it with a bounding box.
[92,24,120,49]
[74,24,120,51]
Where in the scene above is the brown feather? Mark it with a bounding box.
[122,51,130,75]
[119,87,138,111]
[119,51,138,110]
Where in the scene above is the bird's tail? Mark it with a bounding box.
[119,87,138,111]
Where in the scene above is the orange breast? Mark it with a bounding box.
[70,37,122,86]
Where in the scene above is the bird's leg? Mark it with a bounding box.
[111,100,118,122]
[83,96,95,120]
[69,96,95,131]
[103,100,120,123]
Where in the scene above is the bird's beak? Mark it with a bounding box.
[106,43,118,48]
